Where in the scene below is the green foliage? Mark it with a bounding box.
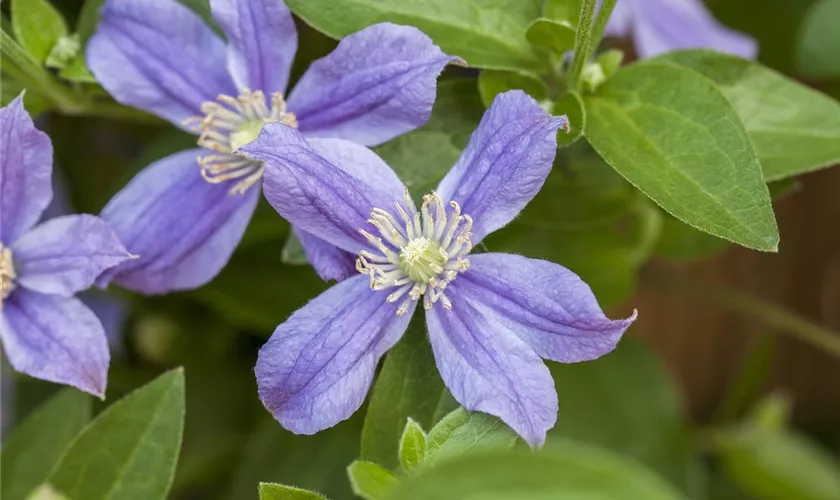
[382,445,689,500]
[795,0,840,78]
[1,389,91,500]
[284,0,547,72]
[49,369,185,500]
[543,0,583,26]
[656,50,840,182]
[425,408,518,464]
[398,419,427,473]
[361,318,458,470]
[585,62,779,252]
[553,91,585,145]
[477,70,547,108]
[347,461,398,500]
[259,483,327,500]
[11,0,68,64]
[525,18,575,55]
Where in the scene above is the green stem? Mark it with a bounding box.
[568,0,598,91]
[589,0,617,61]
[643,267,840,361]
[712,335,777,424]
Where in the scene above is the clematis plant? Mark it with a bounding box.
[605,0,757,59]
[0,96,132,398]
[87,0,458,294]
[241,91,637,446]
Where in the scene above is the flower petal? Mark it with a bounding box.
[240,124,407,255]
[1,95,53,245]
[458,253,636,363]
[12,215,133,296]
[436,91,568,243]
[425,294,557,447]
[210,0,297,92]
[604,0,633,36]
[99,150,259,294]
[288,23,458,146]
[256,274,413,433]
[87,0,236,127]
[293,227,357,282]
[1,290,109,398]
[632,0,757,59]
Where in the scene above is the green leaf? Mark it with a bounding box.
[584,62,779,252]
[544,0,582,26]
[361,317,458,470]
[525,18,575,55]
[281,232,308,265]
[547,340,706,498]
[553,91,585,146]
[49,369,185,500]
[375,131,462,199]
[259,483,327,500]
[1,389,90,500]
[11,0,68,63]
[26,485,70,500]
[284,0,547,72]
[383,445,689,500]
[347,461,398,500]
[399,419,427,473]
[425,409,517,464]
[795,0,840,78]
[597,49,624,79]
[477,70,547,108]
[654,50,840,182]
[716,428,840,500]
[423,79,486,148]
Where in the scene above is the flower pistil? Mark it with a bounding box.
[356,191,473,315]
[185,89,298,195]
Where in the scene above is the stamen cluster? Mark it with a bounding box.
[356,191,473,315]
[0,245,16,303]
[185,89,298,194]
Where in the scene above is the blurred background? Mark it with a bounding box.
[2,0,840,499]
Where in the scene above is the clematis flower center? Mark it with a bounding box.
[185,88,298,195]
[0,244,17,304]
[356,191,473,315]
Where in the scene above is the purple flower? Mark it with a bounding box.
[605,0,757,59]
[241,91,637,447]
[87,0,459,294]
[0,96,132,398]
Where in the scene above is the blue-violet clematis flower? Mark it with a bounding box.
[0,96,132,398]
[241,90,638,447]
[606,0,757,59]
[87,0,459,294]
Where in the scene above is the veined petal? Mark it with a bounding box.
[426,295,557,448]
[210,0,297,92]
[88,0,236,127]
[1,290,109,398]
[436,91,568,244]
[458,253,636,363]
[288,23,459,146]
[293,227,357,282]
[12,215,133,296]
[633,0,757,59]
[240,124,407,255]
[1,95,53,245]
[99,150,259,294]
[256,274,413,433]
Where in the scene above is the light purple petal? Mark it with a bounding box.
[1,290,109,398]
[210,0,297,93]
[425,294,557,448]
[288,23,459,146]
[604,0,633,36]
[457,253,636,363]
[256,274,413,433]
[293,227,357,282]
[87,0,236,127]
[99,150,259,294]
[436,90,567,244]
[1,95,53,245]
[12,215,132,296]
[241,124,407,255]
[632,0,757,59]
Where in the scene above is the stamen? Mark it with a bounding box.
[184,88,298,195]
[1,245,17,305]
[356,192,474,315]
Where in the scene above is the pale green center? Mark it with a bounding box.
[399,237,445,283]
[229,120,267,151]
